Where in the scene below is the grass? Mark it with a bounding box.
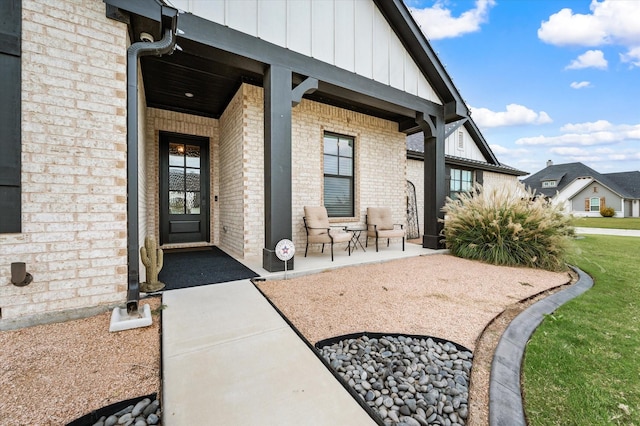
[572,217,640,230]
[522,235,640,425]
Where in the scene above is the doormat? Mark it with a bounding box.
[157,246,259,291]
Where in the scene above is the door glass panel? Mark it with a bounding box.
[186,191,200,214]
[169,167,184,190]
[169,191,185,214]
[169,143,184,166]
[185,145,200,168]
[186,169,200,191]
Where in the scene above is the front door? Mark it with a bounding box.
[159,132,210,245]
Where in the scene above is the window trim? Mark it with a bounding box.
[323,132,355,218]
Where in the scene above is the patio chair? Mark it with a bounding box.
[303,206,352,261]
[366,207,405,252]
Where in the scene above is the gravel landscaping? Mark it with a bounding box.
[0,253,571,425]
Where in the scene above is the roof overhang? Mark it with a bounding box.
[104,0,465,130]
[408,152,528,176]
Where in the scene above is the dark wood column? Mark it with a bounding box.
[262,64,294,272]
[417,113,446,249]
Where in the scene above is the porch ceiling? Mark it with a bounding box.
[134,18,410,123]
[141,47,409,123]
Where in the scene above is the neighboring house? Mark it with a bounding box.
[523,161,640,217]
[406,118,527,237]
[0,0,516,327]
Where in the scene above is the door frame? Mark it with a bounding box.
[159,131,210,245]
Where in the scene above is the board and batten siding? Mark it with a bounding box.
[169,0,441,103]
[444,126,485,162]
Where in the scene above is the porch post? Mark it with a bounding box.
[262,64,294,272]
[417,113,446,249]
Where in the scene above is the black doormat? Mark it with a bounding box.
[158,246,259,291]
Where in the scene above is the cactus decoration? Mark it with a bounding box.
[140,236,165,292]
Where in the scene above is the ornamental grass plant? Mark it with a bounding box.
[441,184,574,271]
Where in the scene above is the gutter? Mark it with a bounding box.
[126,6,178,314]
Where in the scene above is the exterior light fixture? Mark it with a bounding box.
[184,92,194,98]
[139,32,154,43]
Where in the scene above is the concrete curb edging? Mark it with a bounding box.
[488,266,594,426]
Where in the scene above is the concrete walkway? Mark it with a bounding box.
[575,226,640,237]
[160,245,434,425]
[161,280,377,425]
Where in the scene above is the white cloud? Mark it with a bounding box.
[561,120,612,133]
[548,146,640,164]
[609,151,640,161]
[489,144,529,156]
[570,81,592,89]
[538,7,606,46]
[516,132,618,147]
[409,0,496,40]
[565,50,608,70]
[470,104,552,128]
[516,121,640,146]
[620,46,640,68]
[538,0,640,47]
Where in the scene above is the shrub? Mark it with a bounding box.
[441,184,574,271]
[600,206,615,217]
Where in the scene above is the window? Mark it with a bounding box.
[323,133,354,217]
[450,168,473,199]
[590,197,600,212]
[542,180,556,188]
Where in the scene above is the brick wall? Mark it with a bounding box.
[227,84,406,257]
[0,0,129,325]
[241,85,265,257]
[482,171,521,193]
[218,86,246,257]
[290,95,407,252]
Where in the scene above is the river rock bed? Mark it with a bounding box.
[90,397,161,426]
[318,334,472,426]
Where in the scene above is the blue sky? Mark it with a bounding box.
[404,0,640,175]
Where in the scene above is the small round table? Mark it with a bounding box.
[346,225,367,252]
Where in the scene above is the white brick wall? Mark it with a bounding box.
[218,86,247,257]
[483,171,521,193]
[290,96,407,252]
[0,0,129,324]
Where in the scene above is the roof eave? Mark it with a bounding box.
[373,0,468,123]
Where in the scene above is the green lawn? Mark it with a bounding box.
[572,217,640,230]
[522,235,640,425]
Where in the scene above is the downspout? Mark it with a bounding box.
[126,6,178,314]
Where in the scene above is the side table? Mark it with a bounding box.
[346,225,367,252]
